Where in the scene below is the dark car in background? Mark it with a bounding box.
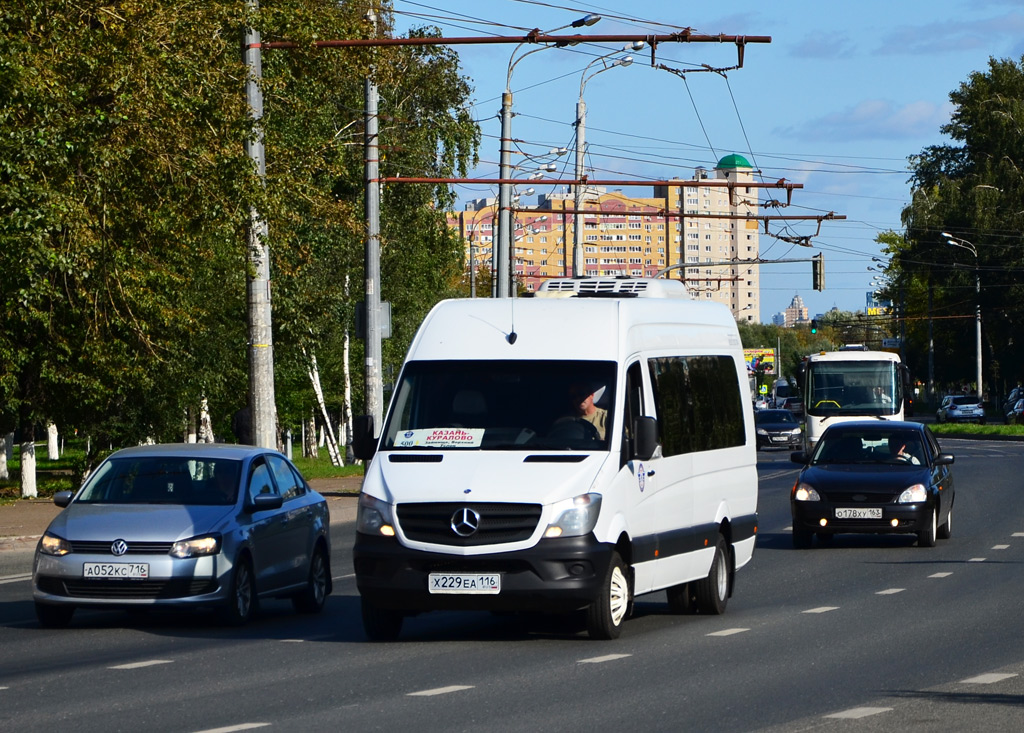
[936,394,985,424]
[789,421,954,549]
[33,444,332,628]
[754,409,802,450]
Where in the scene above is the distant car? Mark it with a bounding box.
[1007,398,1024,425]
[936,394,985,424]
[789,421,954,549]
[1002,387,1024,421]
[33,444,332,628]
[754,409,802,450]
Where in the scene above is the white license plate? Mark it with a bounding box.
[428,573,501,595]
[83,563,149,579]
[835,507,882,520]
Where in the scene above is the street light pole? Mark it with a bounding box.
[942,232,982,399]
[497,13,600,297]
[573,44,642,277]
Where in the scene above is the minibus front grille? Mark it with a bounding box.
[397,502,543,546]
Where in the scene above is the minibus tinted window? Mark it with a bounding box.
[381,360,616,451]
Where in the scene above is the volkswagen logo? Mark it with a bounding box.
[110,539,129,556]
[450,508,481,537]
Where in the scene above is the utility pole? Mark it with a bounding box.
[243,0,278,448]
[364,8,384,436]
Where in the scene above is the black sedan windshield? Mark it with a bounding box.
[812,429,926,466]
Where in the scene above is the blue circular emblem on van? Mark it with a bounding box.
[637,463,645,492]
[404,431,414,438]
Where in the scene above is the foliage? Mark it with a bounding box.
[0,1,480,451]
[899,55,1024,402]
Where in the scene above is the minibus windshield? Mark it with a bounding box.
[381,360,617,451]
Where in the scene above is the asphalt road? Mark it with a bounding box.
[2,438,1023,732]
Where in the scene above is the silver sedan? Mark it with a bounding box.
[32,443,331,627]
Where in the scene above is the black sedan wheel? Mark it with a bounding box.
[917,507,938,548]
[938,505,952,540]
[792,528,813,549]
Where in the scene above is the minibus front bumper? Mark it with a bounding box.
[353,533,616,613]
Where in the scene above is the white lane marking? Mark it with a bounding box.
[280,639,305,643]
[968,558,987,562]
[803,606,839,614]
[1013,533,1024,537]
[826,707,892,719]
[332,573,355,581]
[579,654,632,664]
[961,673,1018,684]
[0,686,8,690]
[193,725,270,733]
[876,588,904,595]
[109,660,173,670]
[707,628,749,637]
[408,685,474,697]
[929,572,953,578]
[992,544,1010,550]
[0,574,32,585]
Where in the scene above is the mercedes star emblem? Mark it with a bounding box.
[450,508,481,537]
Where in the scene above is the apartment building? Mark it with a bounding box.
[446,155,760,322]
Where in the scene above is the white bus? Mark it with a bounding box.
[800,350,909,452]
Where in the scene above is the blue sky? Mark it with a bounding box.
[391,0,1024,320]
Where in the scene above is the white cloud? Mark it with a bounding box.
[777,99,954,142]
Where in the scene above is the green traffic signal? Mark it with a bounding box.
[811,319,818,334]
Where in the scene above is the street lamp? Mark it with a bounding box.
[942,232,982,399]
[496,13,601,298]
[573,43,644,277]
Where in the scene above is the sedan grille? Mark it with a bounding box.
[69,540,175,555]
[37,576,218,600]
[397,502,542,546]
[824,490,899,503]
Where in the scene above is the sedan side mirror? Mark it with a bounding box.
[934,453,955,466]
[790,451,810,465]
[250,492,284,512]
[53,491,73,508]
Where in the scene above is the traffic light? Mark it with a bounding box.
[810,319,818,334]
[812,253,825,291]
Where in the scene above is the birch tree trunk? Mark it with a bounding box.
[304,409,318,459]
[304,348,341,466]
[199,397,215,443]
[47,423,59,460]
[342,300,357,465]
[20,433,37,499]
[0,435,8,480]
[185,407,198,443]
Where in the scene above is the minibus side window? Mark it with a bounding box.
[648,355,744,455]
[620,361,645,466]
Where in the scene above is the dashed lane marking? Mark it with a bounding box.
[109,660,173,670]
[0,574,31,585]
[707,628,749,636]
[408,685,474,697]
[961,673,1018,684]
[968,558,987,562]
[193,725,270,733]
[280,639,305,643]
[803,607,839,614]
[992,544,1010,550]
[825,707,892,719]
[929,572,953,578]
[579,654,632,664]
[876,588,904,595]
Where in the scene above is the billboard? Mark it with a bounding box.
[744,348,776,376]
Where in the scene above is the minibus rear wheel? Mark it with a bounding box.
[693,534,729,615]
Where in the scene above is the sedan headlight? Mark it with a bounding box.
[170,534,221,558]
[756,428,769,436]
[897,484,928,503]
[357,492,396,537]
[793,482,820,502]
[39,532,71,556]
[790,428,803,436]
[544,493,602,538]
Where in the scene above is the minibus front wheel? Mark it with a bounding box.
[586,551,631,640]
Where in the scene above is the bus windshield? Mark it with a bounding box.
[805,360,902,418]
[381,360,617,451]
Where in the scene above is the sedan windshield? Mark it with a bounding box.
[381,359,616,451]
[755,410,796,425]
[76,457,242,505]
[812,430,926,466]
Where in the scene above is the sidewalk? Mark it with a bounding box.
[0,476,363,550]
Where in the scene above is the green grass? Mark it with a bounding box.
[930,422,1024,437]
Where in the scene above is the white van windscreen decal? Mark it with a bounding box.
[395,428,485,448]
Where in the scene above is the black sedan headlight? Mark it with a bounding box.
[793,482,820,502]
[897,484,928,503]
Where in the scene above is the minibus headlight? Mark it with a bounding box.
[357,493,396,537]
[897,484,928,503]
[544,493,602,538]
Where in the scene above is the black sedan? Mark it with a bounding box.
[754,409,802,450]
[789,421,954,549]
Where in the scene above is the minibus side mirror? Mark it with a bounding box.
[633,416,658,462]
[352,415,378,460]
